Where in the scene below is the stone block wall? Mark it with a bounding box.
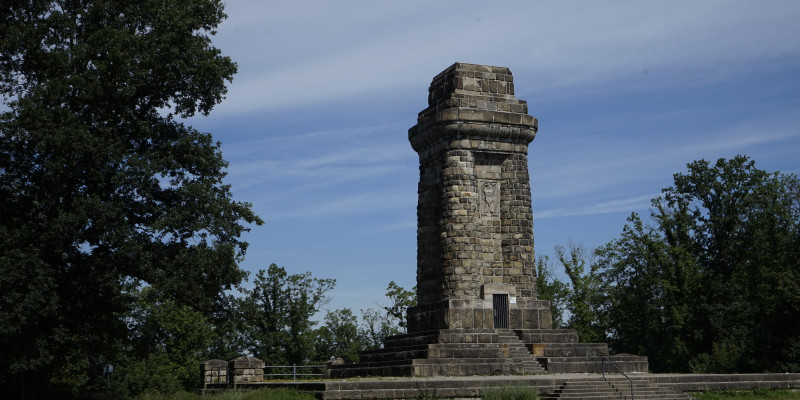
[228,356,264,383]
[407,298,552,332]
[201,359,228,385]
[410,63,538,307]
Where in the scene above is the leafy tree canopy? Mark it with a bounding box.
[239,264,335,365]
[598,155,799,372]
[0,0,261,396]
[538,156,799,373]
[382,280,417,333]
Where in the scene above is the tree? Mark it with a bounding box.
[382,281,417,333]
[239,264,335,365]
[534,255,569,328]
[0,1,261,396]
[595,156,800,372]
[114,288,217,397]
[594,214,700,372]
[359,307,398,349]
[555,241,608,343]
[315,308,363,363]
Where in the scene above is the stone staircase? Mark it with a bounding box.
[328,329,545,378]
[540,377,693,400]
[221,373,800,399]
[517,329,648,374]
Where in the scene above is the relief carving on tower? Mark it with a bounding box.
[479,180,500,219]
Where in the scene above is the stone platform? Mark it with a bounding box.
[328,328,647,378]
[213,373,800,400]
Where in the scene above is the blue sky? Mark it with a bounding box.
[187,1,800,315]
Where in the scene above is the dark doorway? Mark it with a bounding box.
[493,294,509,328]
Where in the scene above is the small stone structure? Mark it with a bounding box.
[201,359,228,386]
[329,63,648,378]
[229,356,264,383]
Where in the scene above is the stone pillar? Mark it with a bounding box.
[228,356,264,383]
[201,359,228,385]
[407,62,549,331]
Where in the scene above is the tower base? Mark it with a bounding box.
[329,301,648,378]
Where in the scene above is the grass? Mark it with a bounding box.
[134,388,316,400]
[481,385,538,400]
[692,389,800,400]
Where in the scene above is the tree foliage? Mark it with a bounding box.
[239,264,335,365]
[359,307,400,349]
[115,288,217,397]
[535,255,569,328]
[0,0,260,396]
[315,281,417,363]
[315,308,363,363]
[540,156,799,373]
[596,156,800,372]
[382,280,417,333]
[595,214,701,371]
[555,241,608,343]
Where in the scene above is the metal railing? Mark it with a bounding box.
[601,356,634,400]
[214,366,225,383]
[263,364,325,380]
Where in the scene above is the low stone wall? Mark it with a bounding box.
[208,373,800,399]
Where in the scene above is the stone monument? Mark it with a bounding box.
[329,63,648,378]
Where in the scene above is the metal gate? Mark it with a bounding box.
[493,294,509,328]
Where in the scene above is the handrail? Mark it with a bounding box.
[263,364,325,380]
[601,356,634,400]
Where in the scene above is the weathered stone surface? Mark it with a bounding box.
[411,62,538,311]
[216,373,800,399]
[229,356,264,383]
[201,359,228,385]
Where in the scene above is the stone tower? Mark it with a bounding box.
[329,63,648,378]
[406,62,551,332]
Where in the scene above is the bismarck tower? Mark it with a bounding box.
[329,63,648,378]
[407,63,546,333]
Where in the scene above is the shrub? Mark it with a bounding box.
[481,385,538,400]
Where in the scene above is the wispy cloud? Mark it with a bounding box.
[219,123,415,191]
[262,189,416,220]
[533,107,800,201]
[537,193,657,219]
[210,1,800,115]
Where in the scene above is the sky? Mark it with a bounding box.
[186,1,800,316]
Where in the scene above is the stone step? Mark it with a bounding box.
[515,329,581,344]
[410,361,544,376]
[382,329,536,347]
[360,343,541,362]
[540,377,694,400]
[542,355,649,374]
[539,343,611,357]
[347,328,548,377]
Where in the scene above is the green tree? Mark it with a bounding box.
[595,214,700,371]
[240,264,335,365]
[595,156,800,372]
[315,308,363,363]
[359,307,399,349]
[555,241,608,343]
[114,288,217,397]
[0,1,260,396]
[534,254,570,328]
[382,281,417,333]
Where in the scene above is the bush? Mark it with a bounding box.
[481,385,538,400]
